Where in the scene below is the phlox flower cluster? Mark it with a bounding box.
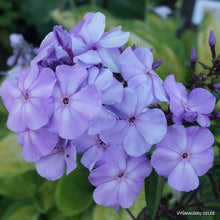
[0,12,217,210]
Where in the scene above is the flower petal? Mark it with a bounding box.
[156,125,187,153]
[56,64,88,96]
[136,109,167,145]
[151,148,180,177]
[35,152,65,181]
[74,50,102,65]
[120,47,145,81]
[186,126,214,153]
[124,125,152,156]
[64,142,77,175]
[134,47,153,69]
[89,163,118,186]
[97,48,121,73]
[168,161,199,192]
[98,26,129,48]
[93,180,119,207]
[79,12,105,45]
[71,85,101,120]
[188,88,216,114]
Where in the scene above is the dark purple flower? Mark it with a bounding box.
[209,30,216,47]
[190,47,197,63]
[0,64,56,132]
[119,47,168,103]
[100,85,167,156]
[164,75,216,127]
[151,125,214,192]
[89,146,152,210]
[71,12,129,73]
[49,64,102,139]
[18,127,58,162]
[35,138,77,181]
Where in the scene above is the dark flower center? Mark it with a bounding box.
[63,97,69,104]
[24,93,29,100]
[129,116,136,123]
[99,139,106,146]
[182,153,188,159]
[118,173,124,178]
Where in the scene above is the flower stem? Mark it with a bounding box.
[126,208,136,220]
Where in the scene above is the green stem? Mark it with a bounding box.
[126,208,136,220]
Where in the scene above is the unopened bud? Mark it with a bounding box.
[190,47,197,63]
[209,30,216,47]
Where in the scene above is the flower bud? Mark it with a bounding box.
[209,30,216,47]
[190,47,197,63]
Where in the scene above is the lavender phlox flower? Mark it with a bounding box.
[89,146,152,210]
[7,33,38,67]
[100,85,167,156]
[0,64,56,132]
[119,47,168,103]
[71,12,129,73]
[151,125,214,192]
[35,138,77,181]
[86,66,123,135]
[164,75,216,127]
[74,133,110,171]
[18,127,58,162]
[49,64,102,139]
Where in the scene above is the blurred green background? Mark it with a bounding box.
[0,0,220,219]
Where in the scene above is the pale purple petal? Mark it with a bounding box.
[118,179,143,208]
[100,120,128,145]
[134,84,153,115]
[134,47,153,69]
[35,152,65,181]
[168,161,199,192]
[102,146,127,172]
[89,163,118,186]
[190,148,214,176]
[64,142,77,175]
[87,107,116,135]
[186,126,214,153]
[29,68,56,98]
[7,103,27,132]
[97,48,121,73]
[23,98,54,130]
[156,125,187,153]
[55,65,88,96]
[74,133,98,153]
[164,74,187,103]
[102,78,123,104]
[188,88,216,114]
[126,156,152,180]
[151,148,180,177]
[93,180,119,207]
[79,12,105,45]
[114,88,137,117]
[136,109,167,145]
[81,145,104,171]
[71,36,88,55]
[120,47,145,81]
[71,85,101,120]
[124,125,151,156]
[98,27,129,48]
[0,81,22,111]
[74,50,102,65]
[196,114,210,127]
[19,128,58,162]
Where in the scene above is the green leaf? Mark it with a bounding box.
[55,168,94,216]
[0,170,43,199]
[145,170,165,220]
[35,180,57,213]
[208,165,220,176]
[2,200,39,220]
[0,134,34,178]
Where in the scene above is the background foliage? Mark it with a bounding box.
[0,0,219,219]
